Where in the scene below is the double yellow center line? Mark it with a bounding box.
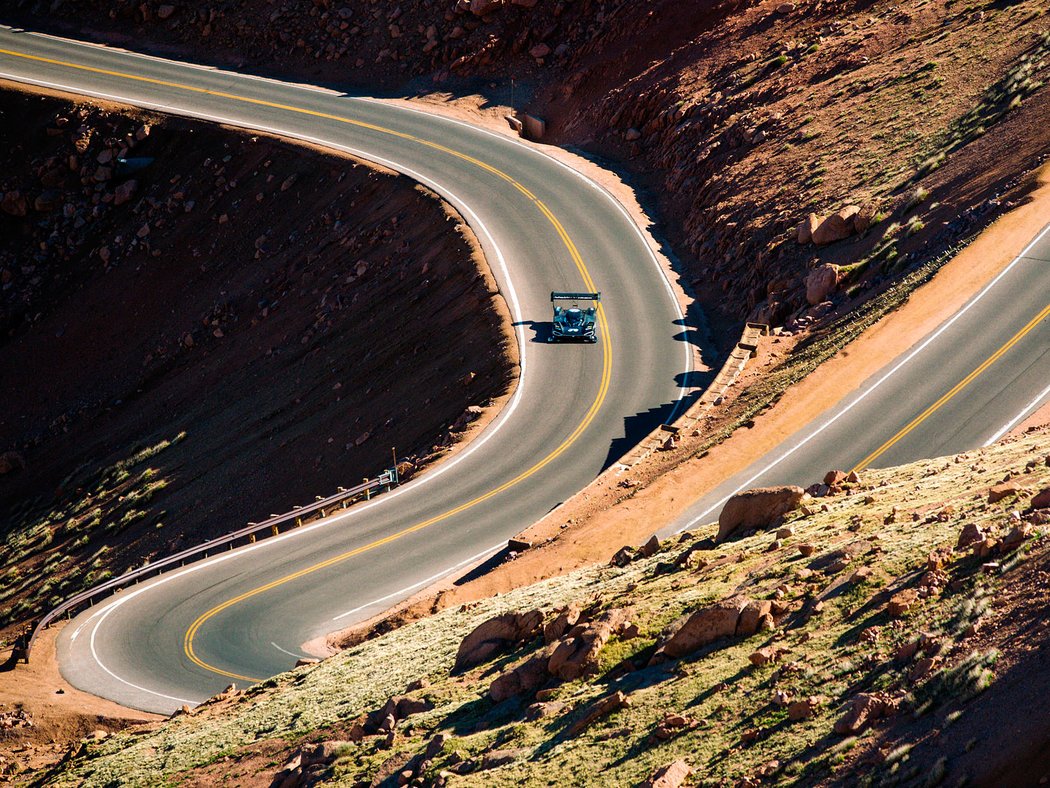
[0,45,612,681]
[852,301,1049,472]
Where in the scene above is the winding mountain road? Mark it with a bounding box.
[0,26,691,713]
[2,26,1047,716]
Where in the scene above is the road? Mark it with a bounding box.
[664,223,1050,535]
[3,27,1048,715]
[0,26,692,713]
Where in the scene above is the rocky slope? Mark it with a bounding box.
[25,426,1050,786]
[10,0,1050,334]
[0,83,514,642]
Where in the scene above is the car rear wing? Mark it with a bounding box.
[551,291,601,303]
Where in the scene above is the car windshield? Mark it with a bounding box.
[564,308,583,326]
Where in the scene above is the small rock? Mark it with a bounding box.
[641,759,692,788]
[887,589,918,617]
[956,522,986,550]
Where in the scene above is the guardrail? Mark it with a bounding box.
[19,467,399,662]
[618,322,769,467]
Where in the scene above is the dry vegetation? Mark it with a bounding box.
[26,427,1049,786]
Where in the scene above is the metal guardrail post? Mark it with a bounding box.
[23,469,398,662]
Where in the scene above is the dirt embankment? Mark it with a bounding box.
[13,0,1050,337]
[0,83,514,645]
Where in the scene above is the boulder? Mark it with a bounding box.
[1029,486,1050,509]
[469,0,502,15]
[529,43,551,59]
[788,696,823,720]
[812,206,860,245]
[641,759,693,788]
[652,595,751,661]
[1001,524,1032,552]
[33,190,63,212]
[525,700,565,720]
[776,2,796,13]
[548,609,627,680]
[510,0,540,6]
[543,604,581,644]
[489,644,557,702]
[833,692,900,735]
[824,470,847,486]
[453,609,543,672]
[853,204,876,233]
[625,127,642,141]
[805,263,840,305]
[717,485,804,542]
[1,190,27,216]
[887,589,918,617]
[113,179,138,206]
[480,748,528,770]
[797,213,820,244]
[639,535,661,558]
[956,522,986,550]
[989,482,1022,503]
[736,599,773,636]
[157,5,175,19]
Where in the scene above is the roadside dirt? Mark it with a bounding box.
[328,160,1050,650]
[0,624,160,779]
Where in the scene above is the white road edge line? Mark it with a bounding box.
[983,380,1050,446]
[332,542,504,621]
[676,220,1050,532]
[271,642,308,660]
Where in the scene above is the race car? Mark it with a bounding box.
[549,291,601,343]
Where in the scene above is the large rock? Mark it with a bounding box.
[469,0,503,15]
[853,204,877,234]
[717,485,804,542]
[833,692,900,735]
[489,644,557,702]
[642,759,693,788]
[548,609,628,680]
[113,179,138,206]
[453,609,543,672]
[812,206,860,245]
[1030,486,1050,510]
[566,691,630,737]
[543,604,581,644]
[652,596,750,661]
[805,263,840,305]
[797,213,820,244]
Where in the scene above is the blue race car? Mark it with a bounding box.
[549,291,601,343]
